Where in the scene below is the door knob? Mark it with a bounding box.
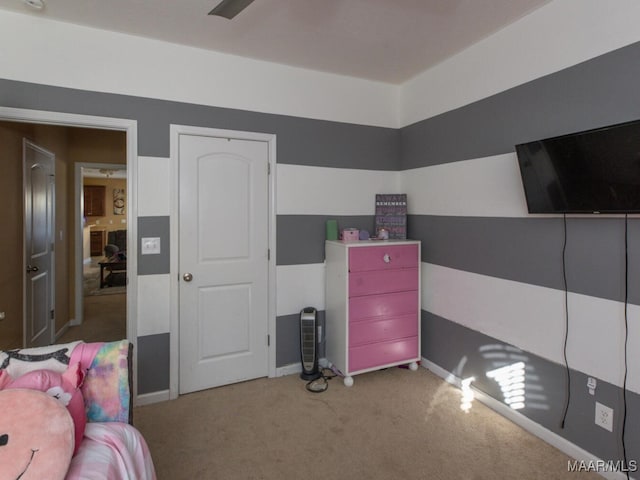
[183,273,193,282]
[26,265,39,273]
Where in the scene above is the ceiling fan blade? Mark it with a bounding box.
[208,0,255,19]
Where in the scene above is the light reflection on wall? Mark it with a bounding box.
[486,362,526,410]
[460,377,475,413]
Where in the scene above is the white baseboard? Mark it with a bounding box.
[135,389,170,406]
[275,362,302,377]
[421,357,631,480]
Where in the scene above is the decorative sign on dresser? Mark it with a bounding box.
[325,239,421,386]
[374,193,407,239]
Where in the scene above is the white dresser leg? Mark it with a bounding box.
[409,362,418,371]
[343,376,354,387]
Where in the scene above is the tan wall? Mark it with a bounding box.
[0,121,31,348]
[0,122,125,349]
[68,128,126,165]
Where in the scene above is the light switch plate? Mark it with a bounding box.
[141,237,161,255]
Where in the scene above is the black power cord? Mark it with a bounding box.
[622,214,629,479]
[559,214,631,477]
[305,367,337,393]
[560,213,571,429]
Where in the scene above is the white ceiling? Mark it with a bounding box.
[3,0,551,84]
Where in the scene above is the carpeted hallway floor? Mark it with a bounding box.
[133,366,598,480]
[57,257,127,344]
[57,293,126,344]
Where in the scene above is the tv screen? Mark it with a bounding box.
[515,119,640,214]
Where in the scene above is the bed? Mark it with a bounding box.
[0,340,156,480]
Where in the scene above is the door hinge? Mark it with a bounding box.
[267,248,271,260]
[267,163,271,175]
[267,334,270,347]
[50,309,54,320]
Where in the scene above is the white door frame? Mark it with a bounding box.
[73,162,127,327]
[169,124,277,400]
[0,106,138,399]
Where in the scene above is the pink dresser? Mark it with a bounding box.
[325,240,421,386]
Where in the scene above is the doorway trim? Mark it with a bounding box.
[73,162,127,327]
[169,124,277,400]
[0,106,138,399]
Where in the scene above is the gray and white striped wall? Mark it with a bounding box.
[3,0,640,472]
[399,2,640,469]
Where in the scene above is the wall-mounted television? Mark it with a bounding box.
[515,119,640,214]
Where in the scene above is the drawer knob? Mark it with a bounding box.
[383,254,391,263]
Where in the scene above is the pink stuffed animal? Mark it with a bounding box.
[3,362,86,455]
[0,389,75,480]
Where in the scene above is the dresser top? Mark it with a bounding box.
[325,239,420,248]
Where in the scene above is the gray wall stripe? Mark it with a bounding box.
[137,216,171,275]
[401,41,640,170]
[276,215,375,265]
[422,310,639,465]
[0,78,398,170]
[137,333,170,394]
[410,215,640,305]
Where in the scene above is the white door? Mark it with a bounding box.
[23,139,55,348]
[179,133,270,394]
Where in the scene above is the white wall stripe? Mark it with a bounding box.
[138,156,171,217]
[400,0,640,127]
[276,263,325,317]
[421,262,640,394]
[401,153,528,217]
[277,164,400,215]
[0,11,397,128]
[137,274,171,336]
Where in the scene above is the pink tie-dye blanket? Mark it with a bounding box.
[66,422,156,480]
[71,340,132,424]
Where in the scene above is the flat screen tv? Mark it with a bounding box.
[515,119,640,214]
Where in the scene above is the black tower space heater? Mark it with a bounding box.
[300,307,321,381]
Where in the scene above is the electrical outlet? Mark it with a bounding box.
[595,402,613,432]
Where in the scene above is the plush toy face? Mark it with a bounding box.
[0,389,74,480]
[4,364,86,455]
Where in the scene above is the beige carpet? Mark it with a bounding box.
[57,293,126,344]
[133,367,597,480]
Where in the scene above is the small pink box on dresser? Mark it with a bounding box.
[341,228,360,241]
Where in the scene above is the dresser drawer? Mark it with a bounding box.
[349,314,418,347]
[349,268,418,297]
[349,290,417,321]
[349,336,418,372]
[349,244,418,272]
